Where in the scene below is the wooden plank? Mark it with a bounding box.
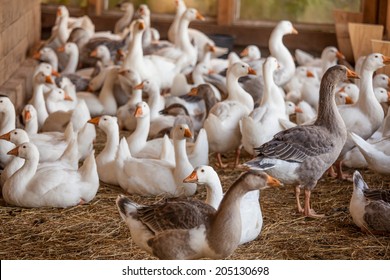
[333,9,363,63]
[371,39,390,76]
[348,23,384,61]
[362,0,379,24]
[217,0,236,25]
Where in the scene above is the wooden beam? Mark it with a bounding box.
[363,0,379,24]
[217,0,237,25]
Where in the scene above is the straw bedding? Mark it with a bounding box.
[0,129,389,260]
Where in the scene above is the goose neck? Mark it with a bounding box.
[148,91,163,120]
[102,125,120,157]
[174,138,188,163]
[204,173,224,209]
[62,48,78,74]
[130,115,150,148]
[0,106,16,134]
[357,68,376,105]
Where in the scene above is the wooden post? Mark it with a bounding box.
[88,0,103,15]
[217,0,237,26]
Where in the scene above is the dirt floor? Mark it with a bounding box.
[0,129,389,260]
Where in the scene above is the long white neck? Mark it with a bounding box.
[30,84,48,128]
[99,70,117,115]
[261,67,285,109]
[357,67,382,110]
[204,173,224,209]
[57,16,69,45]
[62,47,78,74]
[124,30,144,69]
[99,124,120,162]
[127,114,150,155]
[168,1,186,42]
[0,106,15,135]
[48,52,59,72]
[226,70,254,112]
[148,90,164,120]
[177,17,197,66]
[3,151,39,206]
[174,137,196,196]
[25,117,39,135]
[192,68,206,85]
[129,88,143,106]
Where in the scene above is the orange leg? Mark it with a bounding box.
[304,189,325,218]
[234,146,242,167]
[295,186,304,213]
[215,153,228,168]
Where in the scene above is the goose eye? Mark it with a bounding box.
[0,100,3,103]
[14,132,18,135]
[242,65,245,68]
[375,55,379,58]
[201,169,205,173]
[22,145,26,148]
[103,118,107,121]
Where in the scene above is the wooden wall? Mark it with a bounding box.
[0,0,41,110]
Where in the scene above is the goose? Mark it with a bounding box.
[374,87,390,104]
[350,171,390,234]
[87,116,119,185]
[336,91,354,105]
[114,2,134,34]
[204,62,256,167]
[295,100,317,125]
[0,128,79,187]
[244,65,358,217]
[77,67,119,116]
[240,57,288,156]
[45,87,74,114]
[337,83,359,103]
[121,19,178,91]
[2,142,98,208]
[335,53,390,179]
[373,73,390,89]
[349,132,390,174]
[269,20,298,86]
[126,101,174,165]
[183,165,277,244]
[89,45,114,67]
[284,66,315,94]
[0,95,16,168]
[116,171,280,259]
[154,8,205,73]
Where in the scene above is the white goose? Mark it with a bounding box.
[336,53,390,179]
[87,116,119,185]
[3,142,99,208]
[0,96,16,168]
[240,57,288,156]
[204,62,256,167]
[183,165,269,245]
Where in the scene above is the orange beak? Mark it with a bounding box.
[57,46,65,53]
[345,96,353,104]
[45,75,54,84]
[294,106,303,113]
[138,21,145,30]
[184,127,192,138]
[134,106,143,117]
[196,11,205,21]
[0,132,11,141]
[387,91,390,102]
[24,110,32,122]
[346,68,360,79]
[183,170,198,183]
[248,67,257,75]
[189,87,198,96]
[134,82,144,90]
[306,70,314,78]
[118,69,128,76]
[57,9,62,17]
[7,146,19,156]
[90,49,98,57]
[382,55,390,64]
[337,86,345,93]
[33,52,41,60]
[291,27,298,34]
[208,69,215,75]
[240,48,249,57]
[87,117,101,125]
[64,92,73,101]
[387,78,390,88]
[208,45,216,53]
[266,174,282,187]
[336,51,345,60]
[52,70,60,77]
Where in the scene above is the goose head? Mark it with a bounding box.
[285,101,302,115]
[229,61,257,79]
[130,19,146,35]
[57,42,78,56]
[7,142,38,160]
[0,129,29,145]
[374,87,390,103]
[363,53,390,72]
[88,115,118,134]
[172,123,193,141]
[134,79,159,95]
[118,68,141,87]
[46,88,73,102]
[183,165,218,185]
[134,101,150,118]
[0,95,13,113]
[373,73,390,89]
[240,45,261,60]
[90,45,109,59]
[263,56,279,74]
[336,91,353,105]
[22,104,37,124]
[276,20,298,35]
[34,47,57,62]
[34,71,54,85]
[234,171,281,192]
[321,46,344,63]
[135,4,150,19]
[56,5,69,18]
[193,62,212,76]
[183,8,205,22]
[34,62,58,78]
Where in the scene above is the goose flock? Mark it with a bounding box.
[0,1,390,260]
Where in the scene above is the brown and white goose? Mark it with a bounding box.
[245,65,359,218]
[116,171,280,259]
